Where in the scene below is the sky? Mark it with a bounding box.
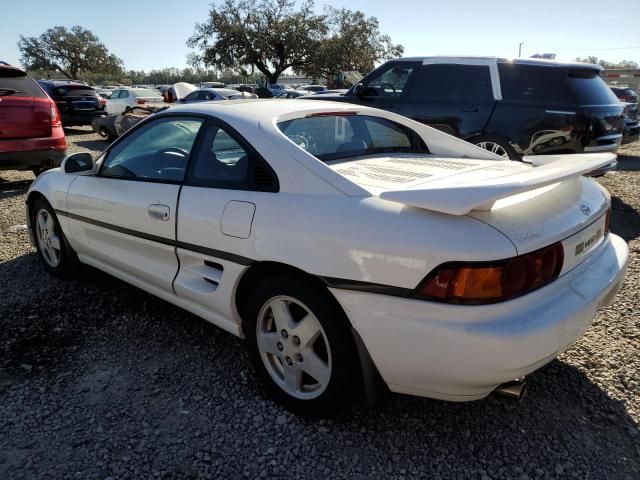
[2,0,639,72]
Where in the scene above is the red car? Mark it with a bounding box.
[0,62,66,176]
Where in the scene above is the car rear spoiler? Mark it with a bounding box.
[378,153,616,215]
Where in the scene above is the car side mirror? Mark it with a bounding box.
[352,84,363,97]
[62,152,96,175]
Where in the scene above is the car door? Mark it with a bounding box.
[398,61,498,139]
[120,90,132,110]
[64,115,205,293]
[174,119,278,331]
[349,61,420,113]
[106,90,124,114]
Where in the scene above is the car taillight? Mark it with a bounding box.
[136,99,146,105]
[50,100,61,126]
[99,97,107,106]
[414,242,564,304]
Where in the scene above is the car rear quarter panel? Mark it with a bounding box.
[248,195,517,290]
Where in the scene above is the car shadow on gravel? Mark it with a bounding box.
[614,155,640,172]
[73,139,109,151]
[610,195,640,242]
[63,127,95,135]
[0,178,32,200]
[1,250,639,478]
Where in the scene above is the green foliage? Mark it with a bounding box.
[575,57,639,69]
[188,0,327,84]
[303,8,404,85]
[18,25,123,80]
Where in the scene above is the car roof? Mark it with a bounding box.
[393,56,603,70]
[39,79,92,87]
[158,99,372,123]
[0,63,26,75]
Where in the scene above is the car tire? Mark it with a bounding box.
[472,135,520,160]
[31,197,80,276]
[244,273,361,418]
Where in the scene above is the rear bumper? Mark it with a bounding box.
[331,234,628,401]
[61,110,107,126]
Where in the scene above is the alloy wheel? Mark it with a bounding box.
[35,208,61,268]
[256,295,332,400]
[476,141,511,159]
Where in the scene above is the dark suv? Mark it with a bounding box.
[306,57,624,160]
[38,80,106,127]
[0,63,66,175]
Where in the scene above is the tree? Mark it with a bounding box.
[303,8,404,85]
[18,25,123,80]
[188,0,327,85]
[575,57,639,69]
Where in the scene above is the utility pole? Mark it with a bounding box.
[519,42,524,58]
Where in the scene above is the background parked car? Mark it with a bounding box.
[0,62,66,175]
[275,90,307,99]
[306,57,624,165]
[610,86,640,144]
[106,87,164,114]
[38,80,107,127]
[610,86,639,105]
[297,84,327,94]
[180,88,250,103]
[91,105,168,141]
[268,84,291,96]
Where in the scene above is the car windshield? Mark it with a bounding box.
[53,85,96,97]
[277,114,428,162]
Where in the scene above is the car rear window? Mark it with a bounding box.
[277,114,428,162]
[567,70,621,105]
[0,68,47,98]
[53,85,97,97]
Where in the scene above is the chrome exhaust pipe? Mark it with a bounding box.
[494,379,527,401]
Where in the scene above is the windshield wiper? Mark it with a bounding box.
[0,88,22,96]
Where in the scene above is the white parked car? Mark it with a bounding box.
[297,84,327,94]
[26,100,628,417]
[181,88,255,103]
[106,87,164,114]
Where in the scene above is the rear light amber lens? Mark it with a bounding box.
[415,242,564,304]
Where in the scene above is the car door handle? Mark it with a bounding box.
[460,107,479,113]
[148,204,170,221]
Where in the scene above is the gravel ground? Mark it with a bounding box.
[0,127,639,479]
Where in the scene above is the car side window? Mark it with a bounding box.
[120,90,129,98]
[409,64,494,102]
[100,116,204,182]
[110,90,120,99]
[187,123,277,191]
[184,91,198,102]
[360,63,418,97]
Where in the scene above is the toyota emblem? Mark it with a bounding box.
[580,204,591,216]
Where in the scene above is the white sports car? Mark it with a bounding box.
[26,100,628,417]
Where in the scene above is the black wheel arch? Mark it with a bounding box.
[234,260,388,406]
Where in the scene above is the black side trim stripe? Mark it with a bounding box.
[176,241,254,266]
[55,209,254,266]
[55,209,413,296]
[320,276,413,298]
